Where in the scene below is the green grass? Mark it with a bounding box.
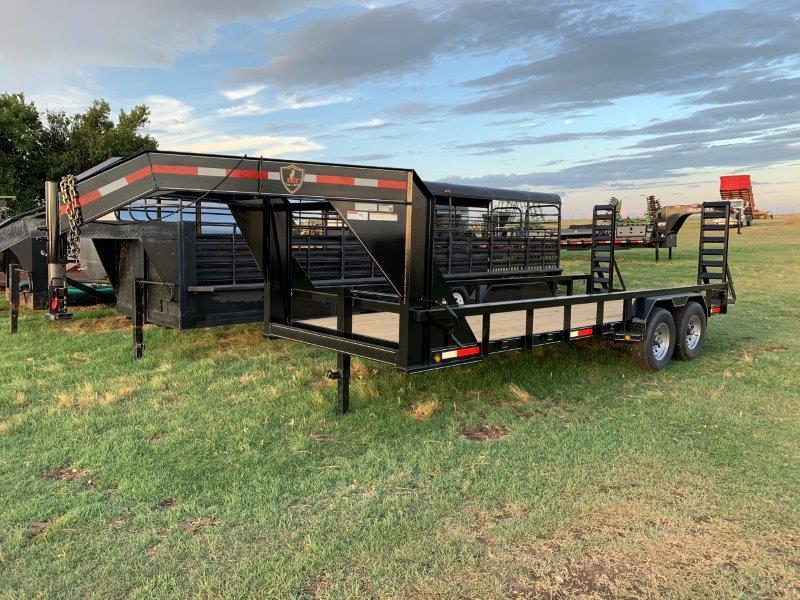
[1,217,798,598]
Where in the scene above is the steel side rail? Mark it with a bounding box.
[416,284,723,320]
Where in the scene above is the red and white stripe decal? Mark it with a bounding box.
[569,326,594,338]
[440,345,481,360]
[61,164,407,214]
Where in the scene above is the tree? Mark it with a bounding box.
[646,195,662,224]
[609,196,622,220]
[0,93,47,214]
[0,96,158,213]
[44,100,157,181]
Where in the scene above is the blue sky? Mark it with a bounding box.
[1,0,798,216]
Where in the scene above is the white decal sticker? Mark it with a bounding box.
[378,204,394,212]
[356,202,378,212]
[347,210,370,221]
[369,212,398,222]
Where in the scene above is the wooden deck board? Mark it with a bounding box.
[297,300,624,344]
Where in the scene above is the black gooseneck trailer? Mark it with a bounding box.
[46,151,734,413]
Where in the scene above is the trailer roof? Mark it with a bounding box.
[425,181,561,205]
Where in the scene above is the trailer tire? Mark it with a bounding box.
[451,287,468,306]
[673,301,706,361]
[632,308,676,372]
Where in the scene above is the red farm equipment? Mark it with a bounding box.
[719,175,773,225]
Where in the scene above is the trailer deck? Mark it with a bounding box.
[298,300,625,344]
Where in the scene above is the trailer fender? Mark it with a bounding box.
[633,293,708,322]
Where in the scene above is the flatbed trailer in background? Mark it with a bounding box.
[8,151,736,413]
[560,203,698,261]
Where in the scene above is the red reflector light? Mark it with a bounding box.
[440,345,481,360]
[710,306,721,314]
[456,345,480,357]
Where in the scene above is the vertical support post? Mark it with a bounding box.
[481,314,490,357]
[9,266,19,334]
[262,198,272,338]
[668,247,673,260]
[133,278,145,359]
[596,300,605,330]
[336,287,353,414]
[655,245,660,262]
[563,279,573,341]
[524,308,534,350]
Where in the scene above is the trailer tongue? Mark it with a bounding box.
[50,151,735,413]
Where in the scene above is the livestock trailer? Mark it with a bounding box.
[50,151,735,412]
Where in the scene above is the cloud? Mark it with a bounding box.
[458,10,800,114]
[143,95,323,157]
[221,85,267,101]
[449,133,800,190]
[218,93,352,117]
[0,1,330,68]
[341,153,395,162]
[179,135,323,157]
[339,118,397,132]
[233,1,579,89]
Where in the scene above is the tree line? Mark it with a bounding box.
[0,93,157,215]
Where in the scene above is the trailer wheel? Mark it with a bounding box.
[632,308,676,372]
[673,302,706,361]
[451,287,468,306]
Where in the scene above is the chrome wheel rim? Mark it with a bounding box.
[685,314,702,350]
[652,322,671,361]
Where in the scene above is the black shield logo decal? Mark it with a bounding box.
[280,165,304,194]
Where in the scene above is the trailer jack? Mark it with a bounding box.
[46,278,72,321]
[326,353,351,414]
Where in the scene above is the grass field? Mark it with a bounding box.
[1,217,798,598]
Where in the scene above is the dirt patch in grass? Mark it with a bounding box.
[154,498,177,511]
[180,517,216,534]
[458,424,509,441]
[43,461,89,483]
[216,329,263,351]
[500,500,799,598]
[58,315,130,333]
[760,343,789,352]
[27,516,60,540]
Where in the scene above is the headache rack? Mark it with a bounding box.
[24,150,734,413]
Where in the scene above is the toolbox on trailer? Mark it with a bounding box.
[41,151,735,412]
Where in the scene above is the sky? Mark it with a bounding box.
[1,0,798,217]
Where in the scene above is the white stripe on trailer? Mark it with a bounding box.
[354,177,379,187]
[268,171,280,180]
[304,174,317,183]
[98,178,128,196]
[440,349,459,360]
[198,167,227,177]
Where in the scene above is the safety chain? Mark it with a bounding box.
[59,174,81,260]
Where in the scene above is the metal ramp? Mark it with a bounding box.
[589,204,625,293]
[697,201,736,302]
